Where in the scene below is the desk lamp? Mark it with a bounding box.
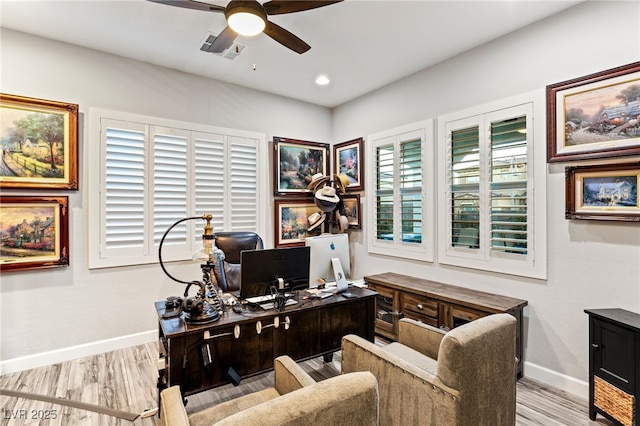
[158,214,222,324]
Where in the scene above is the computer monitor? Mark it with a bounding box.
[240,246,311,300]
[305,233,351,288]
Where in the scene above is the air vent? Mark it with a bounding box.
[200,32,246,60]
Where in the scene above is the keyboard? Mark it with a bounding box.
[244,293,291,304]
[258,299,298,310]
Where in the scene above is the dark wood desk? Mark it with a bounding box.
[156,287,376,397]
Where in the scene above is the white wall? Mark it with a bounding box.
[0,29,331,371]
[333,1,640,396]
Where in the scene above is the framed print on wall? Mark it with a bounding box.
[273,136,329,196]
[274,199,320,247]
[565,162,640,222]
[547,61,640,162]
[0,94,79,189]
[340,194,362,229]
[333,137,364,191]
[0,196,70,272]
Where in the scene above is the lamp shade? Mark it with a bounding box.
[228,11,265,36]
[225,2,267,36]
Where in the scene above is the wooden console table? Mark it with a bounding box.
[155,287,376,397]
[365,272,528,378]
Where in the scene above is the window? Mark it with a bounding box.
[367,120,434,261]
[88,109,265,269]
[437,94,547,279]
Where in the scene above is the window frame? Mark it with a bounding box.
[436,91,547,279]
[88,108,267,269]
[367,119,435,262]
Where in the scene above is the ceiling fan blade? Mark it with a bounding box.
[206,26,238,53]
[263,0,343,15]
[263,20,310,54]
[147,0,225,13]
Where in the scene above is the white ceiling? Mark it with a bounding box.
[0,0,582,108]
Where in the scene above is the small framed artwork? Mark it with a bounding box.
[565,162,640,222]
[340,194,362,229]
[0,196,70,272]
[273,136,329,196]
[547,61,640,162]
[333,137,364,191]
[274,199,321,247]
[0,94,79,189]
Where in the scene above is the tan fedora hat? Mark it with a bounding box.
[334,173,350,194]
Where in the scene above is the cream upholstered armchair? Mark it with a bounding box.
[341,313,517,426]
[159,355,379,426]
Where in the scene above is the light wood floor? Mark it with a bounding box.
[0,342,615,425]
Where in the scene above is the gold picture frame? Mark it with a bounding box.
[0,94,79,189]
[565,162,640,222]
[0,195,70,272]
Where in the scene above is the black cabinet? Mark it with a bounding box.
[585,308,640,426]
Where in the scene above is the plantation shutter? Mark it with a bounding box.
[400,138,422,243]
[228,136,259,231]
[194,132,225,232]
[153,127,189,250]
[449,125,480,249]
[375,141,394,240]
[490,115,528,254]
[102,119,147,258]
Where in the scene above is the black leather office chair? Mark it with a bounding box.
[210,231,264,293]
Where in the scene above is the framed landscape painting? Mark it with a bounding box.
[274,200,319,247]
[547,61,640,162]
[273,136,329,196]
[0,94,79,189]
[333,137,364,191]
[565,162,640,221]
[340,194,362,229]
[0,196,70,272]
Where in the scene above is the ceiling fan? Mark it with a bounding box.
[148,0,343,54]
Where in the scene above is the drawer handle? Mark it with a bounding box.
[416,304,423,310]
[591,343,599,350]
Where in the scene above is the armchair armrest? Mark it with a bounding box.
[273,355,316,395]
[158,386,189,426]
[397,318,446,360]
[215,372,379,426]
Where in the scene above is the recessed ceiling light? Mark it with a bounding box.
[315,74,330,86]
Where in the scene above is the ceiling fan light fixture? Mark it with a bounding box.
[226,2,267,36]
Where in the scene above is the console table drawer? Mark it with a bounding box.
[402,293,438,318]
[403,310,438,327]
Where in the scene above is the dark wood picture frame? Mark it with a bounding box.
[333,137,364,191]
[274,199,320,247]
[340,193,362,229]
[273,136,329,196]
[547,61,640,163]
[0,195,70,272]
[565,162,640,222]
[0,94,79,189]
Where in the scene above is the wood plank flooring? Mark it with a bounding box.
[0,342,615,425]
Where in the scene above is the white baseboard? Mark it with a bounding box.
[0,330,157,375]
[523,360,589,400]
